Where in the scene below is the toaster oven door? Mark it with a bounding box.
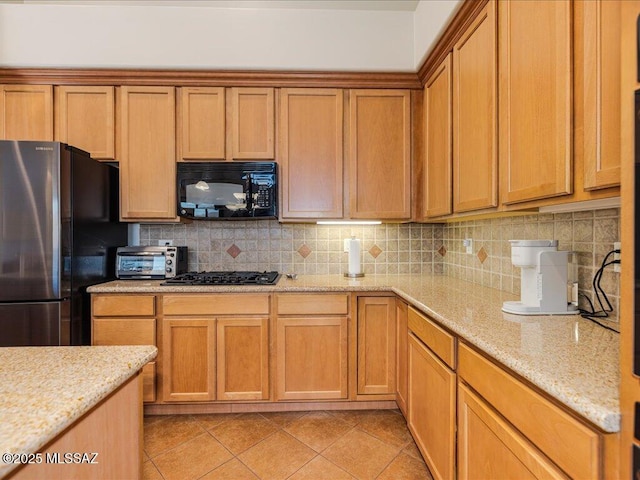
[116,251,167,279]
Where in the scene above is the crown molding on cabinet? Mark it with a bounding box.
[417,0,489,85]
[0,68,422,89]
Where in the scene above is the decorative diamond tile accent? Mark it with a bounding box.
[369,244,383,258]
[438,245,447,257]
[297,243,312,258]
[226,244,241,259]
[477,246,488,264]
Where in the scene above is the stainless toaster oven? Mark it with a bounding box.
[116,246,188,279]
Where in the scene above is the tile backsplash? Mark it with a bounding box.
[139,207,620,322]
[440,208,621,321]
[140,221,443,276]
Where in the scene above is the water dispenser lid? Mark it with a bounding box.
[508,239,558,248]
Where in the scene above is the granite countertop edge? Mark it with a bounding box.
[0,345,157,478]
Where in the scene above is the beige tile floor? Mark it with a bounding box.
[143,409,434,480]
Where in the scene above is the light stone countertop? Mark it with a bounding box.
[0,345,157,478]
[89,274,620,433]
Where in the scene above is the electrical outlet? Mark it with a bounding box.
[614,241,621,273]
[463,238,473,254]
[158,239,173,246]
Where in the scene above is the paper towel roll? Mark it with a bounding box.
[347,237,361,275]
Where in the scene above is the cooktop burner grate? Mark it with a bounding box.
[161,271,280,286]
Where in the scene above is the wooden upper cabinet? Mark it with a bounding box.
[349,89,411,220]
[229,87,275,160]
[499,0,572,205]
[423,55,452,219]
[0,85,53,141]
[177,87,225,161]
[453,1,497,213]
[118,86,177,221]
[279,88,343,219]
[577,0,621,190]
[54,86,115,160]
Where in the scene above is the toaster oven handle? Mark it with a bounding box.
[117,251,165,256]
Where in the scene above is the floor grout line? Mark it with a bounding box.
[143,410,430,480]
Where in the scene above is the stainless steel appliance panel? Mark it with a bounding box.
[0,141,61,301]
[0,301,70,346]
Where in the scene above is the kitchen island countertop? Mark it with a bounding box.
[0,345,157,478]
[89,274,620,433]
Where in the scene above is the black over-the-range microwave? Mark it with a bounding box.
[177,162,277,220]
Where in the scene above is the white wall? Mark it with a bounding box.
[0,4,416,71]
[413,0,461,69]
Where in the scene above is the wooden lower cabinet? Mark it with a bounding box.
[408,332,456,480]
[357,296,396,395]
[216,318,269,401]
[458,343,607,479]
[8,374,143,480]
[91,294,157,403]
[395,299,408,416]
[162,318,216,402]
[276,317,348,400]
[458,383,567,479]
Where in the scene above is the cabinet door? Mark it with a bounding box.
[349,89,411,220]
[357,296,396,395]
[499,0,572,204]
[177,87,225,161]
[162,318,216,402]
[229,87,274,160]
[579,0,621,190]
[118,86,176,220]
[453,1,497,212]
[0,85,53,141]
[279,89,344,219]
[423,55,452,218]
[458,383,568,480]
[55,86,115,160]
[216,317,269,401]
[408,333,455,480]
[395,299,408,416]
[276,317,348,400]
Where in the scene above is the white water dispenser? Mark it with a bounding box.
[502,240,579,316]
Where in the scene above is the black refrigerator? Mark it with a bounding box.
[0,141,128,346]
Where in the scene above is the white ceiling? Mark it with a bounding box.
[0,0,421,10]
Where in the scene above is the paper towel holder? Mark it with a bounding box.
[344,236,365,278]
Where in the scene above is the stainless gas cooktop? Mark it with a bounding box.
[161,271,280,286]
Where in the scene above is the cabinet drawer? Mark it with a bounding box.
[276,294,348,315]
[458,343,600,480]
[458,383,568,479]
[143,362,156,403]
[163,294,269,315]
[93,295,155,317]
[93,319,156,345]
[408,307,455,369]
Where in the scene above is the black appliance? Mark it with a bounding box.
[177,162,277,220]
[162,271,280,286]
[0,141,127,346]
